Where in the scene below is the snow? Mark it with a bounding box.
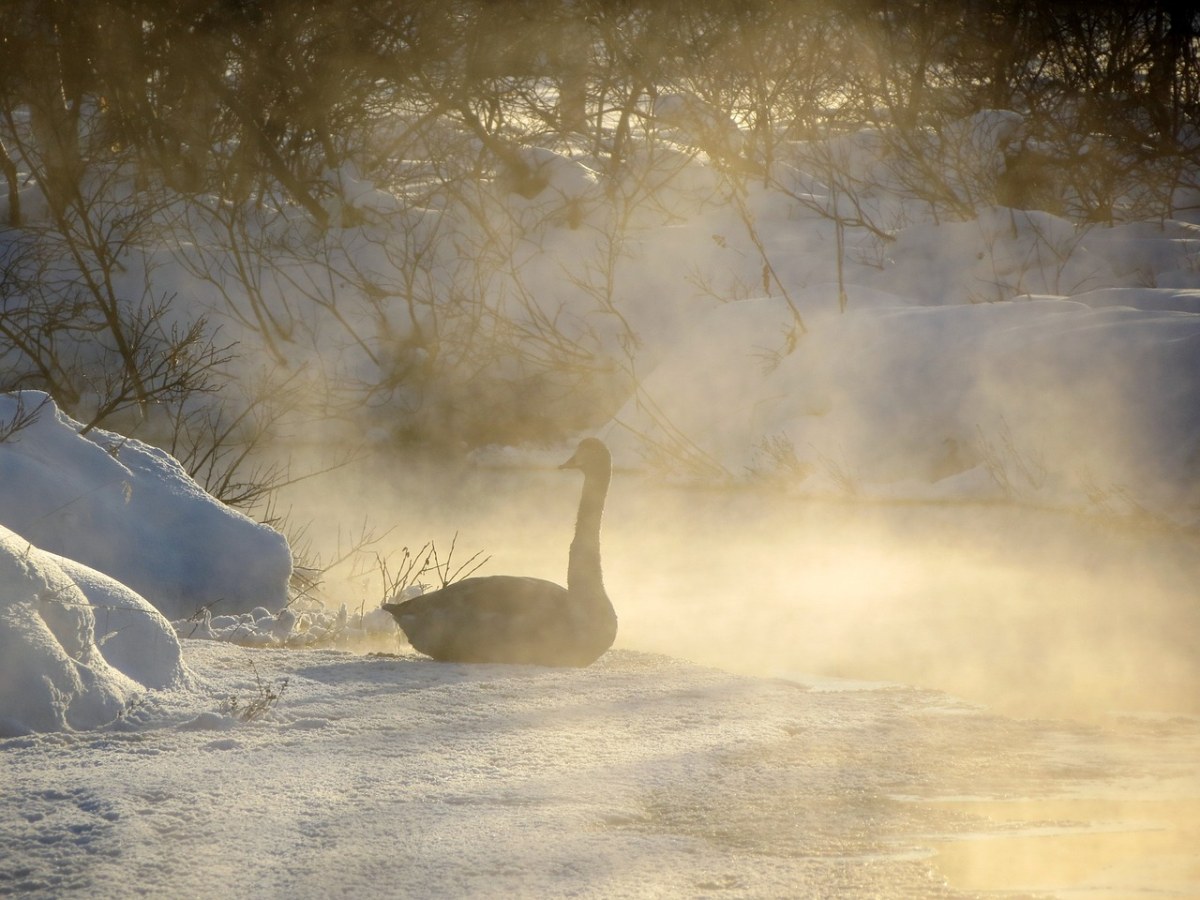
[47,552,188,692]
[0,392,292,620]
[606,292,1200,516]
[882,206,1111,301]
[3,641,1197,898]
[0,525,188,736]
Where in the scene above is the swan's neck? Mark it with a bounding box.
[567,467,609,600]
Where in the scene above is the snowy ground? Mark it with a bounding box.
[4,640,1198,899]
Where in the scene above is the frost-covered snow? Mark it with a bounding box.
[2,641,1197,898]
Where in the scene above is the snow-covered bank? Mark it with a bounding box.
[0,393,292,621]
[2,641,1197,899]
[603,287,1200,522]
[8,108,1200,550]
[0,392,291,735]
[10,109,1197,521]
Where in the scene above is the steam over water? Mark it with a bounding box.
[286,452,1200,721]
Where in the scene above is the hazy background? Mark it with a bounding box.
[3,6,1199,895]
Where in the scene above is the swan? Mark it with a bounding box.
[383,438,618,666]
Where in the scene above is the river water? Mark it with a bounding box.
[282,451,1200,721]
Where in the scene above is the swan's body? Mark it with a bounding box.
[383,438,617,666]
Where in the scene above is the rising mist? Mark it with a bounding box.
[279,447,1200,722]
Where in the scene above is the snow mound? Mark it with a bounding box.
[884,207,1112,303]
[0,525,189,736]
[515,146,600,201]
[51,552,188,690]
[0,392,291,619]
[654,91,748,163]
[1072,287,1200,314]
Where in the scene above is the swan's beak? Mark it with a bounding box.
[559,451,580,470]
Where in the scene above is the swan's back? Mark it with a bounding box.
[384,575,616,666]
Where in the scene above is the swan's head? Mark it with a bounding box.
[559,437,611,476]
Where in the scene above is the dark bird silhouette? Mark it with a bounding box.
[383,438,618,666]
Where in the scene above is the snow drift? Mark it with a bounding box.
[0,392,292,619]
[0,524,189,736]
[0,390,292,733]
